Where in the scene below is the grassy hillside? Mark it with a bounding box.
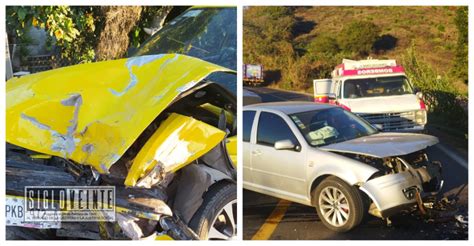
[294,6,466,93]
[244,6,467,94]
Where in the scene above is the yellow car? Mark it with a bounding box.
[6,6,236,240]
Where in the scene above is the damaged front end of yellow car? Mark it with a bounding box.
[6,54,237,240]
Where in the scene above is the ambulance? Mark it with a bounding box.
[313,59,427,132]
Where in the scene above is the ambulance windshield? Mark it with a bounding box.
[343,75,414,98]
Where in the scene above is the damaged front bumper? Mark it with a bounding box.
[5,152,198,240]
[5,110,230,240]
[5,193,197,240]
[360,159,442,218]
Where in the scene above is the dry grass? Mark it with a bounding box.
[294,6,459,79]
[95,6,143,61]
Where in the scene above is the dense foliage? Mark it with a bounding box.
[402,44,467,134]
[244,6,467,92]
[6,6,99,63]
[244,7,385,89]
[6,6,185,65]
[337,21,381,56]
[243,7,297,70]
[453,6,468,84]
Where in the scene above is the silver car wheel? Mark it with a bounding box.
[208,199,237,240]
[318,186,350,227]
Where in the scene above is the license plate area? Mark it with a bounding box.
[6,196,61,229]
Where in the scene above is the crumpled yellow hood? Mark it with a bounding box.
[6,54,235,173]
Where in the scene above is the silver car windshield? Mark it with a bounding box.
[343,75,413,98]
[289,108,377,147]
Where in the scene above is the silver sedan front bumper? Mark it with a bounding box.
[359,160,442,218]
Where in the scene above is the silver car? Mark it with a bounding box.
[243,101,442,232]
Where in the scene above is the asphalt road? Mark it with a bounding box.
[245,87,313,103]
[243,86,469,240]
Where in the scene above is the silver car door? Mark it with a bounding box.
[243,110,257,185]
[251,111,307,198]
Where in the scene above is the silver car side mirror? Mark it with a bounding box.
[274,139,296,151]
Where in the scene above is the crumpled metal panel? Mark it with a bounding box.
[6,54,234,173]
[125,113,225,187]
[199,103,234,124]
[321,132,439,158]
[359,169,421,213]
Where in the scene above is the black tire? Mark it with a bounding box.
[188,181,237,240]
[312,176,364,232]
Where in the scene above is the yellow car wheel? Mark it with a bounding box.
[188,182,236,240]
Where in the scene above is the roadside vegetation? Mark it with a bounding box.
[244,6,468,138]
[6,6,188,65]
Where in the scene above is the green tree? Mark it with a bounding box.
[6,6,98,64]
[307,34,340,56]
[402,44,467,134]
[337,20,380,56]
[243,6,297,69]
[285,55,315,90]
[244,7,301,87]
[453,6,468,84]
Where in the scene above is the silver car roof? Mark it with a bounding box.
[243,101,337,114]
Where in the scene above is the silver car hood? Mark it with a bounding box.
[320,132,439,158]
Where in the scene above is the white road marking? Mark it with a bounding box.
[435,144,468,169]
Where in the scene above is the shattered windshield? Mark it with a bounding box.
[132,7,236,93]
[133,7,236,69]
[343,76,414,98]
[289,108,377,147]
